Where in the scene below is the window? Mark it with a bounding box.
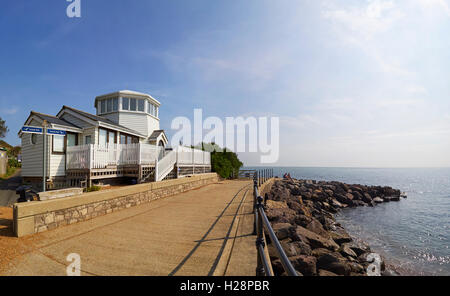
[155,107,159,118]
[112,98,118,111]
[107,99,112,113]
[31,134,38,145]
[85,135,92,145]
[101,100,106,114]
[99,129,107,146]
[108,131,116,144]
[127,136,132,144]
[138,99,145,112]
[148,103,153,116]
[67,134,78,147]
[130,98,137,111]
[122,97,129,110]
[53,135,65,153]
[120,135,126,144]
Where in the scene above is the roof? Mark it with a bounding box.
[149,130,165,140]
[94,90,161,108]
[60,106,146,138]
[30,111,81,129]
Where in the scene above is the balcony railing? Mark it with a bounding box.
[66,144,212,170]
[66,144,163,170]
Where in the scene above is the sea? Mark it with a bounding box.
[244,167,450,276]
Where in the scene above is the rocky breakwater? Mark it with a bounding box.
[265,178,403,276]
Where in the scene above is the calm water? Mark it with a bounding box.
[245,167,450,276]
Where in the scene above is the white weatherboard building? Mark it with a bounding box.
[19,90,211,190]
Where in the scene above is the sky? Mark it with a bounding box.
[0,0,449,167]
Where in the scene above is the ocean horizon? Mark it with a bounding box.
[244,166,450,276]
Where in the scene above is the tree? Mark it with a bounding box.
[0,117,8,138]
[210,146,243,179]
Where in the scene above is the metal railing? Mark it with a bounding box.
[253,169,298,276]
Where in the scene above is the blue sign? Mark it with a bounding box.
[47,129,67,136]
[21,126,43,134]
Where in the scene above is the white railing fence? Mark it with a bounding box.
[156,150,177,181]
[175,146,211,166]
[67,144,211,171]
[67,144,164,169]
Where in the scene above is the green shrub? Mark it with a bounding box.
[8,158,21,168]
[84,186,101,193]
[210,147,243,179]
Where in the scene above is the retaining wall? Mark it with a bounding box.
[13,173,219,237]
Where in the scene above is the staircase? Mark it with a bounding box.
[155,150,177,181]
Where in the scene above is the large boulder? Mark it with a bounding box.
[329,228,353,245]
[292,226,339,251]
[306,218,330,238]
[340,243,357,258]
[316,252,351,276]
[294,214,313,228]
[346,241,371,257]
[289,255,317,276]
[362,193,372,203]
[266,207,297,224]
[272,223,293,240]
[373,197,384,204]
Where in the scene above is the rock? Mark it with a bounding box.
[324,189,334,197]
[362,193,372,203]
[266,207,296,224]
[292,226,339,251]
[330,199,344,208]
[382,196,391,202]
[272,223,293,240]
[311,248,334,257]
[340,243,357,258]
[390,196,400,202]
[316,253,351,276]
[306,218,330,238]
[289,255,317,276]
[266,200,288,209]
[329,228,353,245]
[346,241,371,257]
[353,200,367,207]
[294,214,312,227]
[318,269,339,276]
[373,197,384,204]
[291,240,313,256]
[271,259,284,275]
[348,262,365,274]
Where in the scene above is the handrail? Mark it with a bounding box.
[253,169,298,276]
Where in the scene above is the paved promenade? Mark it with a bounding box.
[0,180,257,276]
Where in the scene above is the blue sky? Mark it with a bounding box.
[1,0,449,167]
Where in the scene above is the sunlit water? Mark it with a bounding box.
[245,167,450,276]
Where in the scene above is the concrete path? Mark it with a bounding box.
[0,179,257,276]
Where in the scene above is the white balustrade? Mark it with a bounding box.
[67,144,211,171]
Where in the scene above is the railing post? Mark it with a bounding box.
[252,175,258,235]
[255,195,265,276]
[89,144,94,169]
[155,157,159,182]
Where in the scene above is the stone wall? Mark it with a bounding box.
[14,173,219,237]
